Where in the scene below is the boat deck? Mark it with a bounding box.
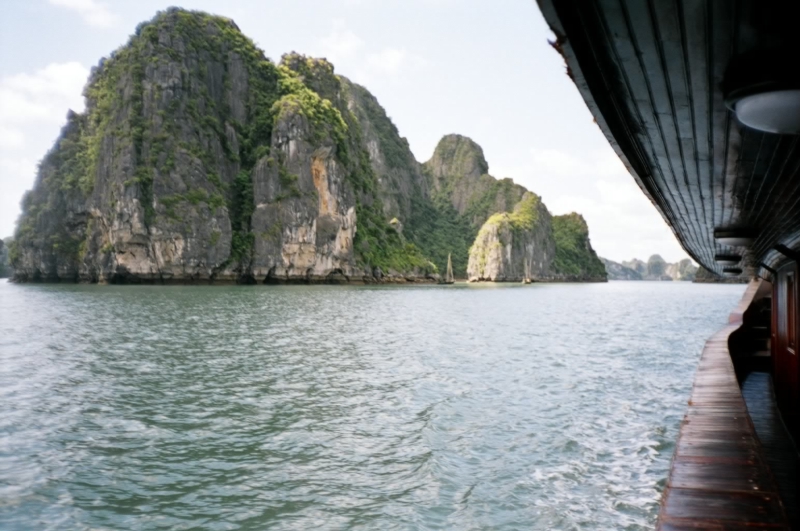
[657,280,796,529]
[657,326,790,529]
[741,370,799,528]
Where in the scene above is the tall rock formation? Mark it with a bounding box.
[422,135,525,225]
[404,134,527,278]
[467,193,554,281]
[337,77,428,225]
[415,135,605,283]
[9,8,605,285]
[466,199,606,283]
[10,9,433,283]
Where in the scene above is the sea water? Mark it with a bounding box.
[0,280,746,530]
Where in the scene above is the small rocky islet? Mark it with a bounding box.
[9,8,606,285]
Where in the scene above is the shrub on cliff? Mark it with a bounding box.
[551,213,606,278]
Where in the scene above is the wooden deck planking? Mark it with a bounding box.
[741,370,799,528]
[657,281,792,529]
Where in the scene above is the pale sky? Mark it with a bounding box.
[0,0,690,263]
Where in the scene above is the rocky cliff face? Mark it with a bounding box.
[645,255,669,279]
[10,8,605,285]
[467,193,554,281]
[414,135,605,283]
[621,258,647,277]
[337,77,428,225]
[466,198,605,283]
[402,135,528,278]
[422,135,526,226]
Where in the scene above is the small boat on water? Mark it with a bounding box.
[441,253,455,285]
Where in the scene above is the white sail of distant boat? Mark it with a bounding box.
[444,253,455,284]
[523,255,532,284]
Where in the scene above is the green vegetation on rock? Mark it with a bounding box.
[336,77,435,274]
[485,193,542,232]
[404,195,473,277]
[462,177,527,227]
[343,124,433,274]
[551,213,606,278]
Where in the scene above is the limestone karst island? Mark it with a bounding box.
[8,9,605,285]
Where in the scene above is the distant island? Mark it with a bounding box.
[600,255,698,281]
[9,8,605,285]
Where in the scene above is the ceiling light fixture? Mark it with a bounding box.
[715,254,742,265]
[732,90,800,134]
[724,50,800,134]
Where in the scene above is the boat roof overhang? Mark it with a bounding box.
[537,0,800,278]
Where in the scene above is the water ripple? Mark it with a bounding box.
[0,280,745,530]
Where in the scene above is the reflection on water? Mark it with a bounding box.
[0,280,745,530]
